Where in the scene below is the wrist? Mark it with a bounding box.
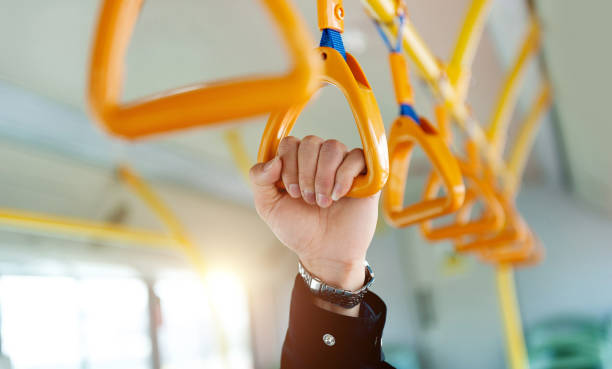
[299,258,368,318]
[299,258,366,291]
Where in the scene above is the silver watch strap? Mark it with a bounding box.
[298,260,375,309]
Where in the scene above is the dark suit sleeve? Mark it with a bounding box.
[281,275,395,369]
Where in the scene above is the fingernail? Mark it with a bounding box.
[316,193,332,208]
[331,184,342,201]
[302,190,316,204]
[264,157,278,172]
[287,184,300,198]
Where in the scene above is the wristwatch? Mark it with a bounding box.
[298,260,375,309]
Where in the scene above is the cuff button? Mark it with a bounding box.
[322,333,336,347]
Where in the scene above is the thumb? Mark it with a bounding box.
[249,157,283,217]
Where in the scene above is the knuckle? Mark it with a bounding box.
[301,135,323,146]
[321,139,346,155]
[248,165,258,179]
[278,136,299,151]
[348,148,366,164]
[349,147,364,156]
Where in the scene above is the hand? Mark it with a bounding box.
[250,136,379,315]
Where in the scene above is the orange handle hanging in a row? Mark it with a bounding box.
[383,115,465,227]
[419,117,504,240]
[88,0,320,139]
[258,0,389,198]
[420,159,504,240]
[420,20,541,250]
[469,84,552,264]
[454,192,528,252]
[382,49,464,226]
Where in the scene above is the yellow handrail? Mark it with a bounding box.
[488,19,541,157]
[447,0,495,101]
[493,84,551,369]
[494,83,551,369]
[224,129,253,179]
[0,208,179,248]
[505,84,553,196]
[496,265,529,369]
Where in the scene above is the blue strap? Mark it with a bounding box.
[320,28,346,60]
[373,13,405,53]
[374,21,394,51]
[400,104,420,124]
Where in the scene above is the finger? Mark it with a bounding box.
[249,157,282,218]
[298,135,324,204]
[332,148,366,200]
[277,136,301,198]
[315,139,347,208]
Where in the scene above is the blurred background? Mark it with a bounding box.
[0,0,611,368]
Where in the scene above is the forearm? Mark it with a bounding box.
[281,275,389,369]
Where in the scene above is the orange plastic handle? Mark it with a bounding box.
[420,160,505,241]
[318,0,344,32]
[454,192,528,252]
[88,0,320,139]
[512,233,545,266]
[479,227,537,265]
[383,116,465,227]
[258,47,389,198]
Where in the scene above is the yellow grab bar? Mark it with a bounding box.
[505,84,553,196]
[486,84,551,369]
[118,166,206,271]
[487,19,541,157]
[447,0,495,101]
[0,208,179,248]
[497,265,529,369]
[224,129,253,179]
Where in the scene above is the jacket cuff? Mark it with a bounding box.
[281,274,387,368]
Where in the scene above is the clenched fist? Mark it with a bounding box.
[250,135,379,314]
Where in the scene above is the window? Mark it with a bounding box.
[0,270,253,369]
[156,270,253,369]
[0,276,151,369]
